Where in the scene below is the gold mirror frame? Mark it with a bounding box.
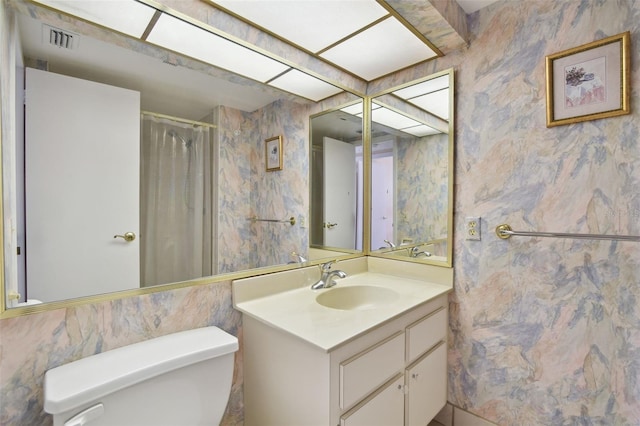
[366,68,454,268]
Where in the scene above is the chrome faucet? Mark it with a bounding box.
[410,246,432,258]
[311,260,347,290]
[383,239,396,248]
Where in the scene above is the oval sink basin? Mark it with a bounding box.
[315,286,399,311]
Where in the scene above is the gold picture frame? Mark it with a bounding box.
[545,31,630,127]
[265,135,283,171]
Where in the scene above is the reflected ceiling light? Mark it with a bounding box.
[393,74,449,98]
[31,0,157,38]
[371,104,423,129]
[146,13,289,83]
[401,124,441,137]
[320,17,437,81]
[406,89,450,120]
[340,103,364,116]
[268,69,342,102]
[211,0,388,53]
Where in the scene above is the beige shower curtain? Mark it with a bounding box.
[140,115,213,287]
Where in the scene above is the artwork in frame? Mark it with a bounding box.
[265,136,283,171]
[545,31,630,127]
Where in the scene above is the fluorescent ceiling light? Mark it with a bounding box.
[268,69,342,102]
[212,0,388,53]
[340,103,364,116]
[406,89,450,120]
[31,0,156,38]
[393,75,449,99]
[371,106,423,130]
[401,125,441,137]
[147,13,289,83]
[320,18,437,81]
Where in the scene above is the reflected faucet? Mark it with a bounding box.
[311,260,347,290]
[290,251,307,264]
[410,246,432,258]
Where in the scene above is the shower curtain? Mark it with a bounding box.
[140,115,213,287]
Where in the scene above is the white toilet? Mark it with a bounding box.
[44,326,238,426]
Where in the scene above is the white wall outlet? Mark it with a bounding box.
[465,216,481,240]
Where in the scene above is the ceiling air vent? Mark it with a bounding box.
[43,24,79,50]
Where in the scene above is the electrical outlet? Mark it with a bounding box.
[465,216,481,240]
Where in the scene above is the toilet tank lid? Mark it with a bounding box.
[44,326,238,415]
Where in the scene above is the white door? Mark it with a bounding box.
[25,68,140,302]
[370,154,394,249]
[323,137,356,249]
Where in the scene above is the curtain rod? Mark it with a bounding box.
[496,224,640,242]
[141,110,217,129]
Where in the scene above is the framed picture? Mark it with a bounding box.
[545,31,630,127]
[265,136,283,171]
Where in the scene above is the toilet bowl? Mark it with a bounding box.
[44,326,238,426]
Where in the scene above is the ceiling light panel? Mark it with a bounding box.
[31,0,157,38]
[371,105,423,130]
[146,13,289,83]
[212,0,388,53]
[406,89,450,120]
[393,74,449,99]
[268,69,343,102]
[320,18,437,81]
[340,103,364,116]
[401,125,441,137]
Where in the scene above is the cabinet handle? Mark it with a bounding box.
[412,373,419,380]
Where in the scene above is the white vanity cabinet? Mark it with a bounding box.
[242,294,448,426]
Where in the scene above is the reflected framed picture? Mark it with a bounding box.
[265,135,283,171]
[545,31,630,127]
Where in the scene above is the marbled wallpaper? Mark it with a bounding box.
[446,1,640,424]
[396,133,449,245]
[373,0,639,424]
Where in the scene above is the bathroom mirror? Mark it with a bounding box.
[309,103,364,254]
[1,0,364,311]
[368,69,454,267]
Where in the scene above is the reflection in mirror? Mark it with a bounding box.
[2,1,363,310]
[309,103,364,254]
[369,70,453,266]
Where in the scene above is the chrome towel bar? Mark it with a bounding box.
[495,224,640,242]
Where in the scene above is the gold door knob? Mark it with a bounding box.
[114,232,136,242]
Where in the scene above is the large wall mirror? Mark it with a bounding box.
[368,69,454,267]
[1,0,364,312]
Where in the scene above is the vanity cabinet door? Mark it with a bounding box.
[340,375,404,426]
[405,342,447,426]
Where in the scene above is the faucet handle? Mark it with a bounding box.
[319,259,337,272]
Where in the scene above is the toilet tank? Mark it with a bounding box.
[44,326,238,426]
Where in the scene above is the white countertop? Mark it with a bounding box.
[233,258,451,351]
